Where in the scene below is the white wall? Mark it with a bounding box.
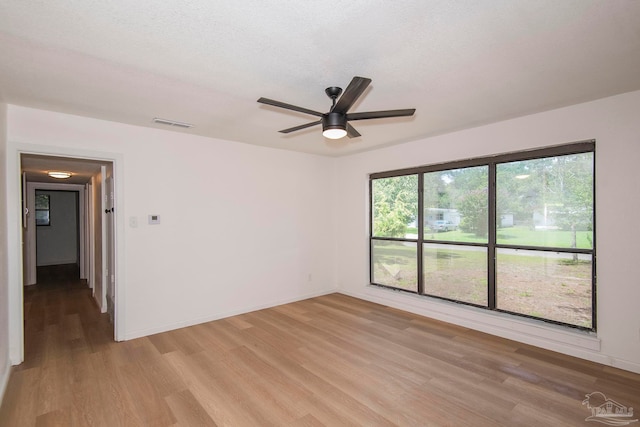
[332,90,640,374]
[35,190,78,266]
[0,104,10,401]
[6,106,336,351]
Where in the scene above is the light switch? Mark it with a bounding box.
[129,216,138,228]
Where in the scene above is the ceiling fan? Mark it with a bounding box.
[257,76,416,140]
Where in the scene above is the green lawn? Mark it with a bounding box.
[496,226,592,249]
[406,226,592,249]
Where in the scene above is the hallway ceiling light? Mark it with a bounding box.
[48,171,72,179]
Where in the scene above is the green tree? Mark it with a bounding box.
[496,161,540,226]
[553,153,594,254]
[496,153,593,253]
[458,187,488,237]
[423,172,452,210]
[372,175,418,238]
[447,166,489,237]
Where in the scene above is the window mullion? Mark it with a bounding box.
[369,179,374,285]
[417,173,424,294]
[488,163,497,310]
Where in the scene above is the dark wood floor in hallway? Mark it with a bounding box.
[1,270,639,426]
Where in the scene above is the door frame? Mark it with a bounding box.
[24,183,87,286]
[8,144,125,365]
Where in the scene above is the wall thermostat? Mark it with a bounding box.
[148,214,161,225]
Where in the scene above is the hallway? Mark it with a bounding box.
[25,264,113,369]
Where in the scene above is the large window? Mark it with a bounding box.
[370,141,595,330]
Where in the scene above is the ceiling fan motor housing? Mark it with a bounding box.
[322,112,347,132]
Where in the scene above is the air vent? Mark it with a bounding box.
[152,118,194,129]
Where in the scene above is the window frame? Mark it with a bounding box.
[369,140,596,331]
[35,193,51,226]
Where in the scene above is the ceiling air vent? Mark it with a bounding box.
[152,117,194,129]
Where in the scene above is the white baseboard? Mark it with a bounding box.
[93,293,106,313]
[124,287,338,341]
[339,286,640,375]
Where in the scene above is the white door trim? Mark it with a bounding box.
[99,165,107,313]
[8,144,125,365]
[24,182,86,285]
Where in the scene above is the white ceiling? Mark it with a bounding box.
[21,154,106,185]
[1,1,640,157]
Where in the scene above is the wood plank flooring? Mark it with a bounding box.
[1,269,639,426]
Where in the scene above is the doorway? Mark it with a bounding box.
[34,190,80,284]
[21,154,117,335]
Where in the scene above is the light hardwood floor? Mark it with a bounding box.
[1,269,639,426]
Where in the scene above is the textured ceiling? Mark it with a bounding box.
[1,1,640,156]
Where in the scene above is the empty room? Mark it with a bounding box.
[1,1,640,426]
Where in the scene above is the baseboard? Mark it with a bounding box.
[339,287,640,375]
[92,293,105,313]
[124,287,338,341]
[607,357,640,375]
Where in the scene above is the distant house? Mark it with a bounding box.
[499,214,514,228]
[425,208,461,228]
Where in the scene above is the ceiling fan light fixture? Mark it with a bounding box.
[323,127,347,139]
[322,112,347,139]
[48,171,72,179]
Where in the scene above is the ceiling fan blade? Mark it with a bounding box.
[346,123,361,138]
[257,97,324,117]
[332,76,372,114]
[279,120,322,134]
[347,109,416,121]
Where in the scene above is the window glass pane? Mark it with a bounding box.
[35,210,50,226]
[423,166,488,243]
[496,248,592,328]
[423,244,487,305]
[35,194,50,209]
[496,153,593,249]
[372,175,419,238]
[372,240,417,291]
